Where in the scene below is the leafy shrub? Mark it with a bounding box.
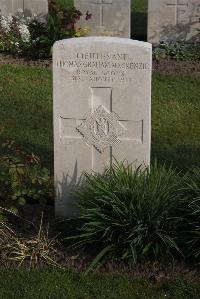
[153,41,200,61]
[68,162,187,268]
[0,140,53,215]
[23,19,53,59]
[0,15,31,55]
[48,0,91,40]
[0,1,91,59]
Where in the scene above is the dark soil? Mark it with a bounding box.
[153,58,200,75]
[0,53,51,68]
[0,204,200,279]
[0,53,200,74]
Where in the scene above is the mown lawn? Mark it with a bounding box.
[152,73,200,170]
[0,65,53,168]
[0,269,200,299]
[0,64,199,171]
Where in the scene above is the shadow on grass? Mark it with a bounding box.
[151,142,200,171]
[0,136,54,172]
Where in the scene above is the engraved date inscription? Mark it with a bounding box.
[56,51,150,83]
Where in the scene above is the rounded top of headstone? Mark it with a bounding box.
[53,37,152,50]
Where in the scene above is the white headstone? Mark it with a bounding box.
[23,0,48,20]
[74,0,131,38]
[0,0,48,20]
[148,0,200,44]
[53,37,152,219]
[0,0,23,16]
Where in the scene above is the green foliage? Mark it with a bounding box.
[181,168,200,258]
[68,162,187,267]
[0,139,53,215]
[0,15,31,55]
[48,0,81,39]
[66,163,200,267]
[153,42,200,61]
[0,1,91,59]
[23,20,53,59]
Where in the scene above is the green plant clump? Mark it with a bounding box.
[153,41,200,61]
[0,0,92,59]
[0,216,60,268]
[68,163,184,265]
[181,168,200,258]
[67,162,200,269]
[0,140,53,215]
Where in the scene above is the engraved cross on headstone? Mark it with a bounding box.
[91,0,113,27]
[166,0,188,26]
[60,87,143,171]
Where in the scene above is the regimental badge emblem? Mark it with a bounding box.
[76,105,126,152]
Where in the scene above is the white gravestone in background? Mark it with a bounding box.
[0,0,48,20]
[148,0,200,44]
[23,0,48,19]
[74,0,131,38]
[0,0,23,16]
[53,37,152,219]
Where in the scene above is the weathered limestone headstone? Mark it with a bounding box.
[0,0,23,16]
[0,0,48,20]
[148,0,200,44]
[23,0,48,19]
[74,0,131,38]
[53,37,152,219]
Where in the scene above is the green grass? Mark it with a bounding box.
[56,0,73,9]
[152,73,200,170]
[0,65,53,168]
[0,65,199,171]
[131,0,148,39]
[0,269,200,299]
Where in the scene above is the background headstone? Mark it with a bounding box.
[74,0,131,38]
[0,0,48,20]
[23,0,48,19]
[53,37,152,219]
[0,0,23,16]
[148,0,200,44]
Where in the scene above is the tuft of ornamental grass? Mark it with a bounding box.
[183,168,200,201]
[181,168,200,258]
[68,162,187,269]
[0,215,61,269]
